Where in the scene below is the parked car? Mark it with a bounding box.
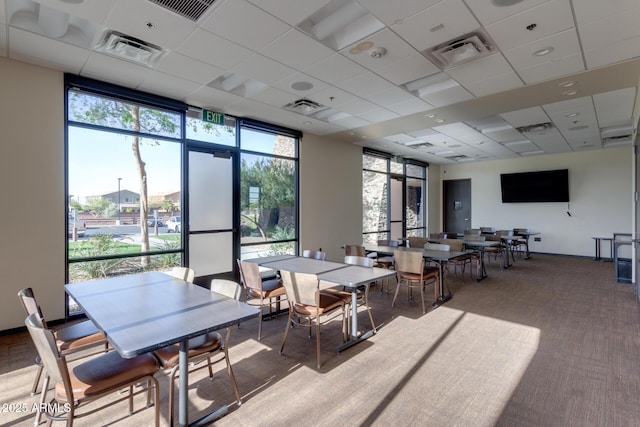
[147,218,164,227]
[68,213,86,237]
[166,216,181,233]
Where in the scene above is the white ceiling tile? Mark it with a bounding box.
[271,72,330,97]
[463,72,523,97]
[373,53,440,86]
[0,4,6,24]
[386,98,434,116]
[572,0,638,25]
[363,86,416,106]
[156,53,224,85]
[307,85,361,107]
[336,71,396,97]
[178,29,253,69]
[516,53,584,84]
[9,27,89,73]
[463,0,550,26]
[232,54,296,86]
[485,0,574,51]
[245,0,332,26]
[391,0,481,52]
[259,29,334,70]
[541,95,593,114]
[137,71,201,101]
[420,85,474,107]
[358,0,441,26]
[82,52,152,88]
[584,36,640,70]
[33,0,115,24]
[185,85,243,110]
[105,0,196,50]
[356,108,399,122]
[246,87,294,108]
[503,28,581,71]
[501,106,549,127]
[303,53,367,84]
[200,0,290,51]
[330,115,371,129]
[578,5,640,53]
[337,98,380,115]
[341,28,417,69]
[594,88,636,128]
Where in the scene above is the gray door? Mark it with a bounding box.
[443,179,471,234]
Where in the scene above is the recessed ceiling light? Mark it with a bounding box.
[559,80,575,87]
[435,119,445,123]
[348,41,374,54]
[492,0,525,6]
[360,135,367,139]
[303,121,312,125]
[348,132,355,136]
[569,125,588,131]
[533,47,554,56]
[565,112,579,117]
[425,114,436,118]
[562,90,578,96]
[291,81,314,91]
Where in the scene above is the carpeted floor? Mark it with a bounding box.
[1,254,639,426]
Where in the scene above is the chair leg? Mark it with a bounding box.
[258,297,264,341]
[279,307,294,355]
[364,286,376,332]
[34,372,49,426]
[392,277,401,307]
[420,281,426,314]
[223,327,242,405]
[316,317,321,370]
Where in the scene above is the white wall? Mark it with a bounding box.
[439,147,632,257]
[299,134,363,262]
[0,58,65,331]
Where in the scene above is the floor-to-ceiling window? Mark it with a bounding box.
[239,123,299,259]
[66,76,299,314]
[362,151,427,243]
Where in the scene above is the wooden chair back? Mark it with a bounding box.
[424,243,451,252]
[18,288,47,326]
[393,250,424,275]
[464,228,481,236]
[441,239,463,252]
[464,234,486,242]
[302,249,327,260]
[345,245,366,256]
[280,270,318,307]
[169,267,195,283]
[237,260,263,292]
[344,255,375,267]
[210,279,242,300]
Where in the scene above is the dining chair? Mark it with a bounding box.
[168,266,195,282]
[373,240,398,293]
[485,230,513,270]
[237,259,286,340]
[512,228,530,258]
[279,269,348,369]
[344,244,367,257]
[439,239,480,281]
[341,255,377,332]
[302,249,327,260]
[17,288,109,397]
[154,279,244,426]
[392,249,439,314]
[480,227,496,235]
[24,312,160,426]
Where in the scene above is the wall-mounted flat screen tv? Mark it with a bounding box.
[500,169,569,203]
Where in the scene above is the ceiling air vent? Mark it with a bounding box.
[422,29,496,69]
[283,99,326,115]
[408,142,435,149]
[516,122,554,134]
[95,30,167,67]
[147,0,217,22]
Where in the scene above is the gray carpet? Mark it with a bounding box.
[1,254,639,426]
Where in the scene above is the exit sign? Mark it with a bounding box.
[202,109,225,125]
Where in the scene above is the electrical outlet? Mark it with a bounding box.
[534,237,541,242]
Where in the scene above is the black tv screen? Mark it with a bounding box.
[500,169,569,203]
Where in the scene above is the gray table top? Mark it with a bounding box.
[318,265,396,288]
[258,257,347,274]
[242,254,298,264]
[65,271,259,359]
[364,244,467,261]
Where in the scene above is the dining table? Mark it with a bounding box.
[364,244,467,307]
[65,271,259,427]
[244,256,395,352]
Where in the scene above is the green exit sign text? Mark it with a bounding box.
[202,109,225,125]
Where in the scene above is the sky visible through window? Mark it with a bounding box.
[68,126,180,203]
